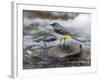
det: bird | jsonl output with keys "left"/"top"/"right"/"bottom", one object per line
{"left": 49, "top": 22, "right": 81, "bottom": 47}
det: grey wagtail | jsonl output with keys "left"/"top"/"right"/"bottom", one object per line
{"left": 49, "top": 22, "right": 81, "bottom": 47}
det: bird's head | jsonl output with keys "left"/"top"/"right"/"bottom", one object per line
{"left": 49, "top": 22, "right": 60, "bottom": 28}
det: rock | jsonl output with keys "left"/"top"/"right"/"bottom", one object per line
{"left": 81, "top": 45, "right": 90, "bottom": 60}
{"left": 23, "top": 50, "right": 40, "bottom": 65}
{"left": 33, "top": 31, "right": 57, "bottom": 42}
{"left": 43, "top": 36, "right": 57, "bottom": 42}
{"left": 47, "top": 39, "right": 81, "bottom": 58}
{"left": 23, "top": 31, "right": 57, "bottom": 48}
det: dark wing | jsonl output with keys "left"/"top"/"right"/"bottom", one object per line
{"left": 54, "top": 25, "right": 72, "bottom": 35}
{"left": 54, "top": 29, "right": 71, "bottom": 35}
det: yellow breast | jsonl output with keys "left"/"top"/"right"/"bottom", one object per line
{"left": 58, "top": 35, "right": 72, "bottom": 40}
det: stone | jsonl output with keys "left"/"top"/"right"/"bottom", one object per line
{"left": 47, "top": 39, "right": 82, "bottom": 58}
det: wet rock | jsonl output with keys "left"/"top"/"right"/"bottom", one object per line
{"left": 23, "top": 50, "right": 40, "bottom": 65}
{"left": 47, "top": 39, "right": 82, "bottom": 58}
{"left": 81, "top": 45, "right": 90, "bottom": 60}
{"left": 33, "top": 31, "right": 57, "bottom": 42}
{"left": 43, "top": 36, "right": 57, "bottom": 42}
{"left": 23, "top": 31, "right": 58, "bottom": 50}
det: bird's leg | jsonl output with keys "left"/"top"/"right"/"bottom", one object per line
{"left": 59, "top": 39, "right": 62, "bottom": 47}
{"left": 63, "top": 38, "right": 66, "bottom": 48}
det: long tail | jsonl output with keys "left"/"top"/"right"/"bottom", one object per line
{"left": 72, "top": 37, "right": 82, "bottom": 43}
